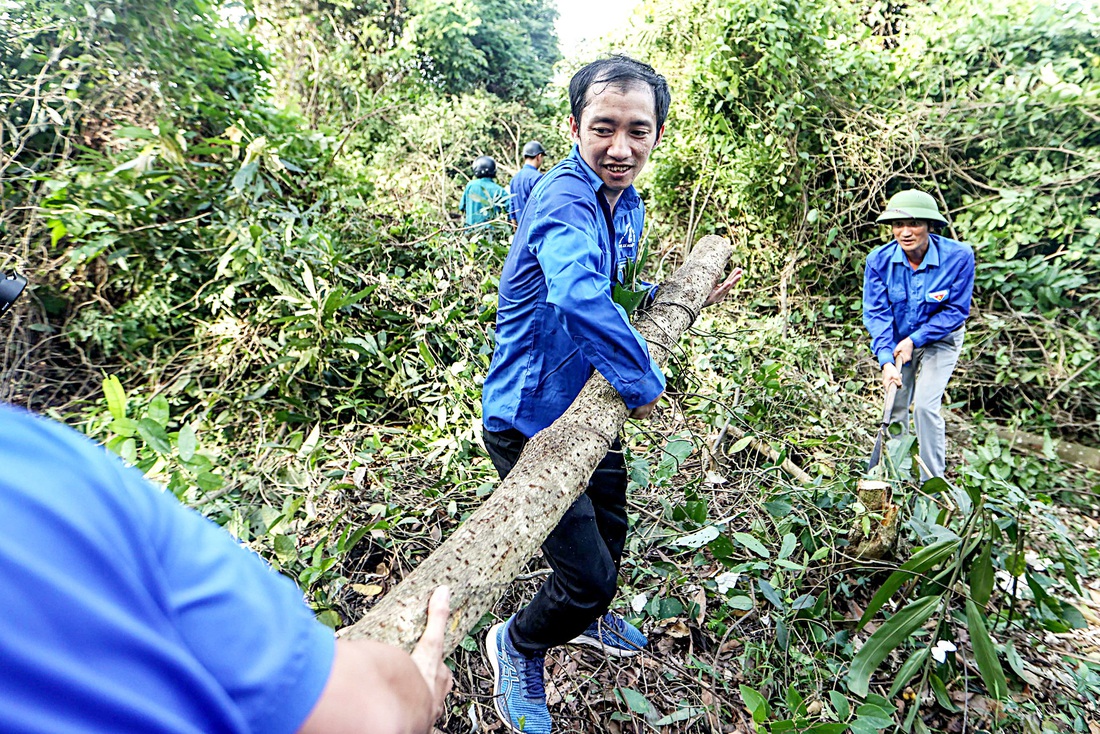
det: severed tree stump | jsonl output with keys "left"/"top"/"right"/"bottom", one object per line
{"left": 340, "top": 235, "right": 733, "bottom": 653}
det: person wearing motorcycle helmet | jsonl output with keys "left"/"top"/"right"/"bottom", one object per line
{"left": 507, "top": 141, "right": 547, "bottom": 224}
{"left": 460, "top": 155, "right": 509, "bottom": 228}
{"left": 862, "top": 188, "right": 975, "bottom": 479}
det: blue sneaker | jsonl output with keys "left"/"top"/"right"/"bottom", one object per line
{"left": 569, "top": 612, "right": 647, "bottom": 657}
{"left": 486, "top": 618, "right": 552, "bottom": 734}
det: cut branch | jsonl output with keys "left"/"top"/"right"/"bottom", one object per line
{"left": 341, "top": 235, "right": 733, "bottom": 652}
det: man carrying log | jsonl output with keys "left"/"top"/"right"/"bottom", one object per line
{"left": 862, "top": 188, "right": 975, "bottom": 479}
{"left": 480, "top": 55, "right": 741, "bottom": 734}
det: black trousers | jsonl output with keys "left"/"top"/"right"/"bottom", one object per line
{"left": 484, "top": 428, "right": 629, "bottom": 657}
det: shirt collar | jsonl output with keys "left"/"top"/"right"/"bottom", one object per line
{"left": 889, "top": 234, "right": 941, "bottom": 270}
{"left": 568, "top": 144, "right": 641, "bottom": 212}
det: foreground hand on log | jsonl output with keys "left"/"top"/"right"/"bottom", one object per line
{"left": 340, "top": 235, "right": 734, "bottom": 654}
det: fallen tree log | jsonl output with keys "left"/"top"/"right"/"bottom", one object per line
{"left": 945, "top": 410, "right": 1100, "bottom": 471}
{"left": 341, "top": 234, "right": 733, "bottom": 653}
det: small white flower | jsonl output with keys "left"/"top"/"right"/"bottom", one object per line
{"left": 716, "top": 572, "right": 742, "bottom": 594}
{"left": 931, "top": 639, "right": 957, "bottom": 664}
{"left": 631, "top": 593, "right": 648, "bottom": 613}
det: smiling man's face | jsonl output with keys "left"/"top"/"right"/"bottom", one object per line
{"left": 570, "top": 81, "right": 664, "bottom": 208}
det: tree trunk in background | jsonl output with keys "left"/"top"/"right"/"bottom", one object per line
{"left": 990, "top": 424, "right": 1100, "bottom": 472}
{"left": 341, "top": 235, "right": 733, "bottom": 653}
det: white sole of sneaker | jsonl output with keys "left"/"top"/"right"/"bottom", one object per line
{"left": 486, "top": 622, "right": 530, "bottom": 734}
{"left": 567, "top": 632, "right": 642, "bottom": 658}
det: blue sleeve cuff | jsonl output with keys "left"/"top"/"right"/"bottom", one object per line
{"left": 877, "top": 348, "right": 895, "bottom": 366}
{"left": 619, "top": 360, "right": 666, "bottom": 409}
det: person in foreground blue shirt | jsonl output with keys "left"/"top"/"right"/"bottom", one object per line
{"left": 481, "top": 56, "right": 742, "bottom": 734}
{"left": 0, "top": 402, "right": 451, "bottom": 734}
{"left": 862, "top": 188, "right": 975, "bottom": 479}
{"left": 507, "top": 140, "right": 546, "bottom": 223}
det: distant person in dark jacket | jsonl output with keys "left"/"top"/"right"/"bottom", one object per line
{"left": 460, "top": 156, "right": 508, "bottom": 228}
{"left": 507, "top": 140, "right": 546, "bottom": 224}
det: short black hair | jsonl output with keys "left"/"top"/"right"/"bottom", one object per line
{"left": 569, "top": 55, "right": 671, "bottom": 132}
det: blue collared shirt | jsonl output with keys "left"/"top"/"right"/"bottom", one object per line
{"left": 862, "top": 233, "right": 976, "bottom": 365}
{"left": 482, "top": 145, "right": 666, "bottom": 437}
{"left": 508, "top": 164, "right": 543, "bottom": 222}
{"left": 0, "top": 404, "right": 334, "bottom": 734}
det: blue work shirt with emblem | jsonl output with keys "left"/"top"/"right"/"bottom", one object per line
{"left": 482, "top": 145, "right": 666, "bottom": 437}
{"left": 862, "top": 233, "right": 976, "bottom": 366}
{"left": 508, "top": 164, "right": 543, "bottom": 222}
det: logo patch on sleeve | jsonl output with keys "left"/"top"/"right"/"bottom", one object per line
{"left": 929, "top": 289, "right": 949, "bottom": 302}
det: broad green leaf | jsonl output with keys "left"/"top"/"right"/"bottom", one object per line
{"left": 733, "top": 531, "right": 770, "bottom": 558}
{"left": 109, "top": 417, "right": 137, "bottom": 438}
{"left": 969, "top": 539, "right": 994, "bottom": 607}
{"left": 654, "top": 707, "right": 705, "bottom": 725}
{"left": 848, "top": 595, "right": 940, "bottom": 698}
{"left": 853, "top": 703, "right": 894, "bottom": 728}
{"left": 148, "top": 395, "right": 170, "bottom": 427}
{"left": 103, "top": 375, "right": 127, "bottom": 420}
{"left": 196, "top": 472, "right": 224, "bottom": 493}
{"left": 137, "top": 419, "right": 171, "bottom": 455}
{"left": 658, "top": 597, "right": 684, "bottom": 619}
{"left": 316, "top": 610, "right": 341, "bottom": 629}
{"left": 778, "top": 533, "right": 797, "bottom": 559}
{"left": 708, "top": 534, "right": 735, "bottom": 560}
{"left": 117, "top": 437, "right": 137, "bottom": 464}
{"left": 888, "top": 647, "right": 930, "bottom": 698}
{"left": 965, "top": 600, "right": 1008, "bottom": 700}
{"left": 273, "top": 534, "right": 298, "bottom": 564}
{"left": 804, "top": 725, "right": 849, "bottom": 734}
{"left": 757, "top": 579, "right": 785, "bottom": 610}
{"left": 232, "top": 159, "right": 258, "bottom": 192}
{"left": 730, "top": 436, "right": 753, "bottom": 453}
{"left": 828, "top": 690, "right": 850, "bottom": 720}
{"left": 1004, "top": 641, "right": 1026, "bottom": 680}
{"left": 785, "top": 684, "right": 805, "bottom": 716}
{"left": 726, "top": 595, "right": 753, "bottom": 611}
{"left": 763, "top": 499, "right": 792, "bottom": 518}
{"left": 739, "top": 685, "right": 769, "bottom": 723}
{"left": 859, "top": 540, "right": 959, "bottom": 628}
{"left": 177, "top": 424, "right": 197, "bottom": 462}
{"left": 614, "top": 687, "right": 651, "bottom": 714}
{"left": 929, "top": 673, "right": 959, "bottom": 712}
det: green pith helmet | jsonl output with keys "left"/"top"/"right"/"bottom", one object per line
{"left": 876, "top": 189, "right": 949, "bottom": 225}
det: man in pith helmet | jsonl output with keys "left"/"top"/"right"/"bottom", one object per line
{"left": 862, "top": 188, "right": 976, "bottom": 479}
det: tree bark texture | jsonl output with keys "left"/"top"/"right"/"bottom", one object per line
{"left": 341, "top": 235, "right": 733, "bottom": 653}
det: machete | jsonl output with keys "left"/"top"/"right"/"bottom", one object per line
{"left": 868, "top": 368, "right": 899, "bottom": 471}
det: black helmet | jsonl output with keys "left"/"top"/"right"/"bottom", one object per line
{"left": 522, "top": 140, "right": 546, "bottom": 158}
{"left": 0, "top": 272, "right": 27, "bottom": 317}
{"left": 472, "top": 155, "right": 497, "bottom": 178}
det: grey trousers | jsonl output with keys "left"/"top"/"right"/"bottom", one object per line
{"left": 888, "top": 327, "right": 965, "bottom": 480}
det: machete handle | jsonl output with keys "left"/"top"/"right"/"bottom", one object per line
{"left": 881, "top": 382, "right": 898, "bottom": 424}
{"left": 880, "top": 360, "right": 899, "bottom": 424}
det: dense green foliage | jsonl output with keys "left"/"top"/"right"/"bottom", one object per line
{"left": 2, "top": 0, "right": 1098, "bottom": 731}
{"left": 642, "top": 0, "right": 1100, "bottom": 441}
